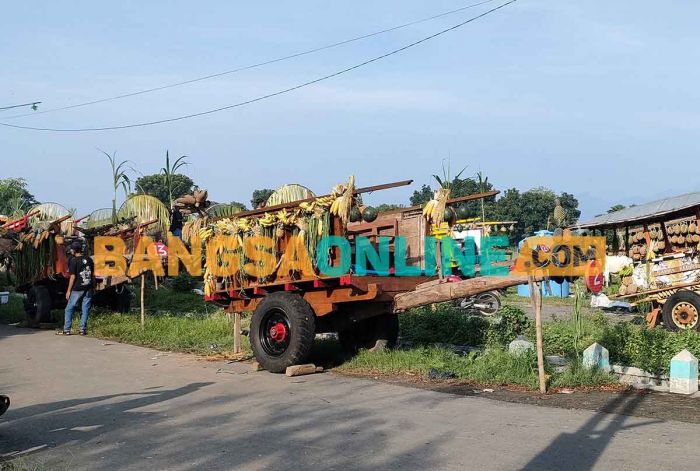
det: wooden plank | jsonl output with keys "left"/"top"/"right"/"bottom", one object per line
{"left": 613, "top": 279, "right": 700, "bottom": 299}
{"left": 285, "top": 364, "right": 323, "bottom": 376}
{"left": 392, "top": 275, "right": 531, "bottom": 312}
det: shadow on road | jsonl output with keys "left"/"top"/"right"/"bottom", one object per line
{"left": 0, "top": 379, "right": 450, "bottom": 470}
{"left": 522, "top": 390, "right": 663, "bottom": 470}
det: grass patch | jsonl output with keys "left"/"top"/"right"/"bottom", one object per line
{"left": 84, "top": 312, "right": 249, "bottom": 356}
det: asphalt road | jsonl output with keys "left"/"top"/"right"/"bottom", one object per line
{"left": 1, "top": 325, "right": 697, "bottom": 471}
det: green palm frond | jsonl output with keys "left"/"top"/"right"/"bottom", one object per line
{"left": 118, "top": 194, "right": 170, "bottom": 236}
{"left": 84, "top": 208, "right": 114, "bottom": 229}
{"left": 207, "top": 203, "right": 245, "bottom": 219}
{"left": 266, "top": 184, "right": 315, "bottom": 206}
{"left": 28, "top": 202, "right": 74, "bottom": 233}
{"left": 161, "top": 150, "right": 189, "bottom": 207}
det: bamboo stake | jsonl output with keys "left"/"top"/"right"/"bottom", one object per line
{"left": 140, "top": 274, "right": 145, "bottom": 329}
{"left": 233, "top": 312, "right": 242, "bottom": 354}
{"left": 529, "top": 276, "right": 546, "bottom": 393}
{"left": 154, "top": 272, "right": 159, "bottom": 290}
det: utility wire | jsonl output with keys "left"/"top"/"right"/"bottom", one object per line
{"left": 2, "top": 0, "right": 496, "bottom": 120}
{"left": 0, "top": 101, "right": 41, "bottom": 111}
{"left": 0, "top": 0, "right": 517, "bottom": 132}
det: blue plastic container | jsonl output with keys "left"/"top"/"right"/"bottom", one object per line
{"left": 515, "top": 231, "right": 570, "bottom": 298}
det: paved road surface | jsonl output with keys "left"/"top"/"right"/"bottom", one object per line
{"left": 0, "top": 325, "right": 697, "bottom": 470}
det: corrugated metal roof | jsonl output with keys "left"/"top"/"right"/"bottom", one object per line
{"left": 577, "top": 191, "right": 700, "bottom": 228}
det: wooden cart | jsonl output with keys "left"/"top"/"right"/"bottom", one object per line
{"left": 204, "top": 180, "right": 527, "bottom": 372}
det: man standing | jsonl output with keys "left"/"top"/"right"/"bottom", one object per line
{"left": 57, "top": 240, "right": 94, "bottom": 335}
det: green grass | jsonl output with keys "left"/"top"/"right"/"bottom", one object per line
{"left": 85, "top": 312, "right": 250, "bottom": 356}
{"left": 337, "top": 346, "right": 616, "bottom": 390}
{"left": 0, "top": 293, "right": 26, "bottom": 324}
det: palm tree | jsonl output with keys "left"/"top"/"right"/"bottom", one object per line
{"left": 161, "top": 151, "right": 188, "bottom": 208}
{"left": 101, "top": 150, "right": 133, "bottom": 223}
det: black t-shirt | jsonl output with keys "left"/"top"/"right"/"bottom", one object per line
{"left": 69, "top": 256, "right": 94, "bottom": 291}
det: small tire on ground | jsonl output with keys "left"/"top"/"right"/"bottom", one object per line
{"left": 250, "top": 292, "right": 316, "bottom": 373}
{"left": 662, "top": 290, "right": 700, "bottom": 331}
{"left": 338, "top": 313, "right": 399, "bottom": 354}
{"left": 25, "top": 285, "right": 52, "bottom": 327}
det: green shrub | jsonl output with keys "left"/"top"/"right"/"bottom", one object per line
{"left": 399, "top": 303, "right": 491, "bottom": 346}
{"left": 486, "top": 305, "right": 532, "bottom": 346}
{"left": 170, "top": 273, "right": 199, "bottom": 293}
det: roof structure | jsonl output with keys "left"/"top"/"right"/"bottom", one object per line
{"left": 577, "top": 191, "right": 700, "bottom": 229}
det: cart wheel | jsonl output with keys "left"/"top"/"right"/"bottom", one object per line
{"left": 25, "top": 285, "right": 52, "bottom": 327}
{"left": 0, "top": 395, "right": 9, "bottom": 417}
{"left": 250, "top": 292, "right": 316, "bottom": 373}
{"left": 662, "top": 291, "right": 700, "bottom": 331}
{"left": 338, "top": 313, "right": 399, "bottom": 354}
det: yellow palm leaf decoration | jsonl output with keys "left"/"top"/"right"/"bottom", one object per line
{"left": 266, "top": 184, "right": 315, "bottom": 206}
{"left": 118, "top": 194, "right": 170, "bottom": 235}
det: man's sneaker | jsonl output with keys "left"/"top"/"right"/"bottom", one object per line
{"left": 56, "top": 330, "right": 71, "bottom": 335}
{"left": 79, "top": 330, "right": 87, "bottom": 336}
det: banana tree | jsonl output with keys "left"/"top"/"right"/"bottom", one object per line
{"left": 101, "top": 150, "right": 133, "bottom": 223}
{"left": 161, "top": 151, "right": 188, "bottom": 208}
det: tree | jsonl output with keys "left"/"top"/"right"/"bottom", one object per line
{"left": 409, "top": 184, "right": 433, "bottom": 206}
{"left": 376, "top": 203, "right": 405, "bottom": 213}
{"left": 251, "top": 189, "right": 274, "bottom": 208}
{"left": 491, "top": 187, "right": 581, "bottom": 241}
{"left": 160, "top": 151, "right": 189, "bottom": 208}
{"left": 0, "top": 178, "right": 37, "bottom": 217}
{"left": 101, "top": 150, "right": 132, "bottom": 223}
{"left": 607, "top": 204, "right": 626, "bottom": 213}
{"left": 136, "top": 174, "right": 194, "bottom": 206}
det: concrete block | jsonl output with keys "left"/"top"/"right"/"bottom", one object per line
{"left": 670, "top": 350, "right": 699, "bottom": 395}
{"left": 508, "top": 336, "right": 533, "bottom": 356}
{"left": 582, "top": 342, "right": 611, "bottom": 373}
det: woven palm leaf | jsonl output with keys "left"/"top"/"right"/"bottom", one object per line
{"left": 208, "top": 203, "right": 246, "bottom": 219}
{"left": 118, "top": 194, "right": 170, "bottom": 235}
{"left": 266, "top": 184, "right": 315, "bottom": 206}
{"left": 28, "top": 202, "right": 74, "bottom": 234}
{"left": 84, "top": 208, "right": 114, "bottom": 229}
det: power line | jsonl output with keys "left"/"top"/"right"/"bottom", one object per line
{"left": 0, "top": 101, "right": 41, "bottom": 112}
{"left": 0, "top": 0, "right": 518, "bottom": 133}
{"left": 2, "top": 0, "right": 496, "bottom": 120}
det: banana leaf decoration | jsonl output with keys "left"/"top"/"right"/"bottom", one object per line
{"left": 84, "top": 208, "right": 113, "bottom": 229}
{"left": 118, "top": 194, "right": 170, "bottom": 236}
{"left": 207, "top": 203, "right": 246, "bottom": 219}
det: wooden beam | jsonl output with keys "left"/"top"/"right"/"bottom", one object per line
{"left": 223, "top": 179, "right": 414, "bottom": 219}
{"left": 392, "top": 275, "right": 531, "bottom": 312}
{"left": 379, "top": 191, "right": 501, "bottom": 216}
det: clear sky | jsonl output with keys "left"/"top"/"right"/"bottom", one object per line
{"left": 2, "top": 0, "right": 698, "bottom": 221}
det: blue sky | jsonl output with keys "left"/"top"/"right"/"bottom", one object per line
{"left": 2, "top": 0, "right": 698, "bottom": 221}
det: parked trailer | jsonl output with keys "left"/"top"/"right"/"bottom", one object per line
{"left": 3, "top": 212, "right": 151, "bottom": 327}
{"left": 204, "top": 180, "right": 527, "bottom": 372}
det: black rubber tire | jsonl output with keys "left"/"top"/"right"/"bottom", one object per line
{"left": 338, "top": 313, "right": 399, "bottom": 354}
{"left": 250, "top": 292, "right": 316, "bottom": 373}
{"left": 0, "top": 395, "right": 9, "bottom": 417}
{"left": 662, "top": 290, "right": 700, "bottom": 331}
{"left": 25, "top": 285, "right": 52, "bottom": 327}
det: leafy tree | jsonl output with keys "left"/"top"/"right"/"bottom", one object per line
{"left": 229, "top": 201, "right": 247, "bottom": 212}
{"left": 0, "top": 178, "right": 37, "bottom": 217}
{"left": 251, "top": 188, "right": 274, "bottom": 208}
{"left": 409, "top": 184, "right": 433, "bottom": 206}
{"left": 376, "top": 203, "right": 405, "bottom": 213}
{"left": 608, "top": 204, "right": 626, "bottom": 213}
{"left": 136, "top": 174, "right": 194, "bottom": 206}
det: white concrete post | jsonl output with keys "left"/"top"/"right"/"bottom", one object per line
{"left": 669, "top": 349, "right": 698, "bottom": 395}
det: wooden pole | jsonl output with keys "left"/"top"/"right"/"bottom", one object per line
{"left": 529, "top": 276, "right": 546, "bottom": 393}
{"left": 233, "top": 312, "right": 241, "bottom": 354}
{"left": 140, "top": 274, "right": 145, "bottom": 329}
{"left": 153, "top": 272, "right": 159, "bottom": 290}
